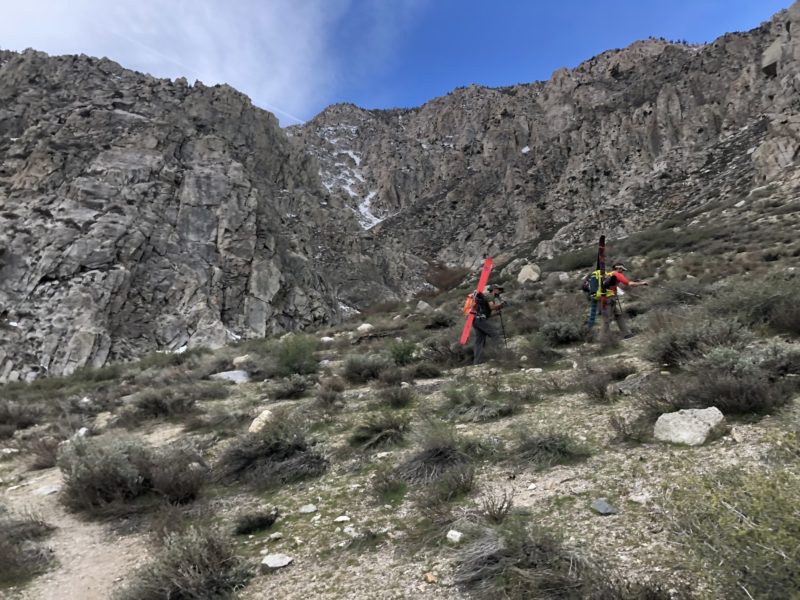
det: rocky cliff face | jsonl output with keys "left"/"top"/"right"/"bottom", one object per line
{"left": 293, "top": 3, "right": 800, "bottom": 266}
{"left": 2, "top": 4, "right": 799, "bottom": 380}
{"left": 0, "top": 51, "right": 412, "bottom": 381}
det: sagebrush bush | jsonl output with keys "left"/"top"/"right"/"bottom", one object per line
{"left": 115, "top": 527, "right": 251, "bottom": 600}
{"left": 408, "top": 362, "right": 442, "bottom": 379}
{"left": 343, "top": 354, "right": 391, "bottom": 384}
{"left": 26, "top": 435, "right": 61, "bottom": 470}
{"left": 668, "top": 467, "right": 800, "bottom": 599}
{"left": 58, "top": 436, "right": 207, "bottom": 515}
{"left": 416, "top": 463, "right": 477, "bottom": 509}
{"left": 233, "top": 509, "right": 278, "bottom": 535}
{"left": 349, "top": 412, "right": 409, "bottom": 451}
{"left": 707, "top": 275, "right": 800, "bottom": 336}
{"left": 420, "top": 334, "right": 472, "bottom": 368}
{"left": 270, "top": 374, "right": 308, "bottom": 399}
{"left": 0, "top": 506, "right": 55, "bottom": 585}
{"left": 519, "top": 334, "right": 562, "bottom": 367}
{"left": 539, "top": 320, "right": 587, "bottom": 346}
{"left": 215, "top": 418, "right": 327, "bottom": 489}
{"left": 0, "top": 399, "right": 41, "bottom": 439}
{"left": 644, "top": 312, "right": 750, "bottom": 367}
{"left": 379, "top": 385, "right": 416, "bottom": 409}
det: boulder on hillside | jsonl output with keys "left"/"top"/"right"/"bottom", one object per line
{"left": 517, "top": 264, "right": 541, "bottom": 284}
{"left": 248, "top": 408, "right": 274, "bottom": 433}
{"left": 654, "top": 407, "right": 727, "bottom": 446}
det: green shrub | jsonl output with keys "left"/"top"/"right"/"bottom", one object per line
{"left": 115, "top": 527, "right": 251, "bottom": 600}
{"left": 270, "top": 375, "right": 309, "bottom": 399}
{"left": 388, "top": 340, "right": 417, "bottom": 366}
{"left": 0, "top": 506, "right": 55, "bottom": 585}
{"left": 215, "top": 418, "right": 327, "bottom": 489}
{"left": 668, "top": 467, "right": 800, "bottom": 599}
{"left": 349, "top": 412, "right": 410, "bottom": 451}
{"left": 276, "top": 334, "right": 319, "bottom": 375}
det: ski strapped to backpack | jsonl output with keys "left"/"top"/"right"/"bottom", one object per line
{"left": 585, "top": 235, "right": 607, "bottom": 329}
{"left": 459, "top": 256, "right": 493, "bottom": 345}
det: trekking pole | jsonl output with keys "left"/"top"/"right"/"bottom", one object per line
{"left": 650, "top": 284, "right": 702, "bottom": 299}
{"left": 499, "top": 311, "right": 508, "bottom": 349}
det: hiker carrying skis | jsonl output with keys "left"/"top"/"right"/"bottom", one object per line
{"left": 601, "top": 262, "right": 648, "bottom": 338}
{"left": 472, "top": 283, "right": 505, "bottom": 365}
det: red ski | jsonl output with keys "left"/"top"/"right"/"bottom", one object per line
{"left": 459, "top": 257, "right": 493, "bottom": 345}
{"left": 597, "top": 235, "right": 607, "bottom": 316}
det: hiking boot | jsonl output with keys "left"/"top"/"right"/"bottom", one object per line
{"left": 623, "top": 332, "right": 636, "bottom": 339}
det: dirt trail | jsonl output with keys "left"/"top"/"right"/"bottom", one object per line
{"left": 1, "top": 466, "right": 147, "bottom": 600}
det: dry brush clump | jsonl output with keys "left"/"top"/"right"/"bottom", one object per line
{"left": 115, "top": 526, "right": 251, "bottom": 600}
{"left": 443, "top": 384, "right": 521, "bottom": 422}
{"left": 510, "top": 427, "right": 591, "bottom": 471}
{"left": 349, "top": 412, "right": 410, "bottom": 451}
{"left": 393, "top": 422, "right": 472, "bottom": 484}
{"left": 455, "top": 520, "right": 674, "bottom": 600}
{"left": 0, "top": 506, "right": 55, "bottom": 586}
{"left": 215, "top": 417, "right": 327, "bottom": 489}
{"left": 233, "top": 508, "right": 279, "bottom": 536}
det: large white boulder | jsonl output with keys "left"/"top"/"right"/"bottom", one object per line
{"left": 654, "top": 407, "right": 727, "bottom": 446}
{"left": 517, "top": 264, "right": 541, "bottom": 284}
{"left": 248, "top": 409, "right": 274, "bottom": 433}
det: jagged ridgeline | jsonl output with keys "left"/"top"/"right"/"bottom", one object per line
{"left": 2, "top": 2, "right": 800, "bottom": 379}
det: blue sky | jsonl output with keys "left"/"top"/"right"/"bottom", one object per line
{"left": 0, "top": 0, "right": 792, "bottom": 125}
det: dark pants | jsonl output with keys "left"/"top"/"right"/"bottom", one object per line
{"left": 472, "top": 317, "right": 498, "bottom": 365}
{"left": 601, "top": 297, "right": 629, "bottom": 337}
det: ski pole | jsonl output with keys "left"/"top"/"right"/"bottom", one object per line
{"left": 499, "top": 311, "right": 508, "bottom": 349}
{"left": 650, "top": 284, "right": 702, "bottom": 299}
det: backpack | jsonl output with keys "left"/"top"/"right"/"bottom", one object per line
{"left": 581, "top": 270, "right": 602, "bottom": 297}
{"left": 462, "top": 292, "right": 476, "bottom": 315}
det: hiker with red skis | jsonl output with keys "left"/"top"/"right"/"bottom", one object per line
{"left": 471, "top": 283, "right": 506, "bottom": 365}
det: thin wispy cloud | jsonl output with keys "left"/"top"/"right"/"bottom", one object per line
{"left": 0, "top": 0, "right": 426, "bottom": 124}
